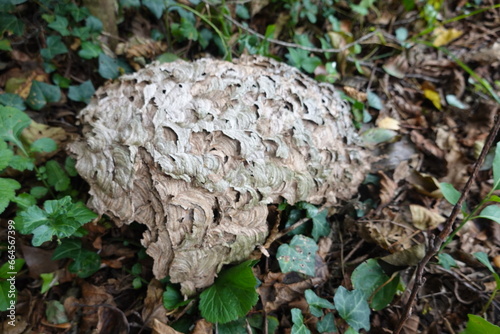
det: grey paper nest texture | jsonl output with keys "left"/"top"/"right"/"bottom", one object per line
{"left": 69, "top": 56, "right": 369, "bottom": 295}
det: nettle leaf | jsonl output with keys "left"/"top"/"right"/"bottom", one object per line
{"left": 291, "top": 308, "right": 311, "bottom": 334}
{"left": 26, "top": 81, "right": 61, "bottom": 110}
{"left": 477, "top": 205, "right": 500, "bottom": 224}
{"left": 0, "top": 106, "right": 31, "bottom": 148}
{"left": 78, "top": 41, "right": 102, "bottom": 59}
{"left": 40, "top": 35, "right": 68, "bottom": 60}
{"left": 351, "top": 259, "right": 399, "bottom": 310}
{"left": 277, "top": 234, "right": 318, "bottom": 276}
{"left": 305, "top": 289, "right": 335, "bottom": 317}
{"left": 18, "top": 196, "right": 97, "bottom": 246}
{"left": 30, "top": 137, "right": 57, "bottom": 153}
{"left": 98, "top": 53, "right": 120, "bottom": 79}
{"left": 0, "top": 93, "right": 25, "bottom": 110}
{"left": 317, "top": 312, "right": 337, "bottom": 333}
{"left": 143, "top": 0, "right": 166, "bottom": 19}
{"left": 0, "top": 140, "right": 14, "bottom": 170}
{"left": 47, "top": 15, "right": 69, "bottom": 36}
{"left": 0, "top": 13, "right": 24, "bottom": 36}
{"left": 0, "top": 177, "right": 21, "bottom": 214}
{"left": 68, "top": 80, "right": 95, "bottom": 104}
{"left": 199, "top": 260, "right": 259, "bottom": 324}
{"left": 44, "top": 160, "right": 70, "bottom": 191}
{"left": 334, "top": 286, "right": 371, "bottom": 332}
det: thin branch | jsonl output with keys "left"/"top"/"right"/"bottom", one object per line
{"left": 394, "top": 111, "right": 500, "bottom": 334}
{"left": 223, "top": 13, "right": 379, "bottom": 53}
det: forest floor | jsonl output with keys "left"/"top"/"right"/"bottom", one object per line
{"left": 0, "top": 1, "right": 499, "bottom": 333}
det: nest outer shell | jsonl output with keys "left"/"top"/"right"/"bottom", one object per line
{"left": 69, "top": 55, "right": 370, "bottom": 296}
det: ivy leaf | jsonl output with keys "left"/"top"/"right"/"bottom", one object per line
{"left": 44, "top": 160, "right": 70, "bottom": 191}
{"left": 98, "top": 53, "right": 120, "bottom": 79}
{"left": 351, "top": 259, "right": 399, "bottom": 310}
{"left": 0, "top": 106, "right": 31, "bottom": 148}
{"left": 291, "top": 308, "right": 311, "bottom": 334}
{"left": 85, "top": 15, "right": 103, "bottom": 34}
{"left": 334, "top": 286, "right": 371, "bottom": 332}
{"left": 120, "top": 0, "right": 141, "bottom": 8}
{"left": 30, "top": 137, "right": 57, "bottom": 153}
{"left": 40, "top": 35, "right": 68, "bottom": 60}
{"left": 0, "top": 177, "right": 21, "bottom": 214}
{"left": 163, "top": 285, "right": 192, "bottom": 310}
{"left": 277, "top": 234, "right": 318, "bottom": 276}
{"left": 304, "top": 289, "right": 335, "bottom": 317}
{"left": 143, "top": 0, "right": 166, "bottom": 19}
{"left": 26, "top": 81, "right": 61, "bottom": 110}
{"left": 71, "top": 26, "right": 91, "bottom": 40}
{"left": 0, "top": 93, "right": 25, "bottom": 110}
{"left": 68, "top": 4, "right": 90, "bottom": 22}
{"left": 367, "top": 90, "right": 383, "bottom": 110}
{"left": 68, "top": 80, "right": 95, "bottom": 104}
{"left": 199, "top": 260, "right": 259, "bottom": 324}
{"left": 317, "top": 312, "right": 337, "bottom": 333}
{"left": 47, "top": 15, "right": 69, "bottom": 36}
{"left": 0, "top": 13, "right": 24, "bottom": 36}
{"left": 78, "top": 41, "right": 102, "bottom": 59}
{"left": 0, "top": 140, "right": 14, "bottom": 170}
{"left": 52, "top": 73, "right": 71, "bottom": 88}
{"left": 476, "top": 205, "right": 500, "bottom": 224}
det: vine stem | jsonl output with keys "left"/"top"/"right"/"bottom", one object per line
{"left": 394, "top": 110, "right": 500, "bottom": 334}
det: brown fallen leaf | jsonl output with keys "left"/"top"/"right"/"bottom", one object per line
{"left": 380, "top": 243, "right": 426, "bottom": 267}
{"left": 96, "top": 305, "right": 129, "bottom": 334}
{"left": 410, "top": 130, "right": 445, "bottom": 160}
{"left": 191, "top": 319, "right": 212, "bottom": 334}
{"left": 408, "top": 170, "right": 443, "bottom": 198}
{"left": 142, "top": 279, "right": 168, "bottom": 327}
{"left": 152, "top": 319, "right": 184, "bottom": 334}
{"left": 379, "top": 171, "right": 397, "bottom": 206}
{"left": 410, "top": 204, "right": 446, "bottom": 230}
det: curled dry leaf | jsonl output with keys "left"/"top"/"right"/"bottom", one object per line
{"left": 378, "top": 171, "right": 397, "bottom": 205}
{"left": 410, "top": 204, "right": 446, "bottom": 230}
{"left": 69, "top": 56, "right": 370, "bottom": 296}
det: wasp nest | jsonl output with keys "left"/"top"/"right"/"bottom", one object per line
{"left": 69, "top": 56, "right": 370, "bottom": 295}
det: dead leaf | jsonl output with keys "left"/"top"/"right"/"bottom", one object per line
{"left": 408, "top": 171, "right": 443, "bottom": 198}
{"left": 142, "top": 279, "right": 168, "bottom": 327}
{"left": 410, "top": 204, "right": 446, "bottom": 230}
{"left": 96, "top": 306, "right": 129, "bottom": 334}
{"left": 20, "top": 243, "right": 59, "bottom": 278}
{"left": 152, "top": 319, "right": 184, "bottom": 334}
{"left": 433, "top": 27, "right": 463, "bottom": 47}
{"left": 379, "top": 171, "right": 397, "bottom": 205}
{"left": 1, "top": 316, "right": 28, "bottom": 334}
{"left": 191, "top": 319, "right": 212, "bottom": 334}
{"left": 377, "top": 117, "right": 400, "bottom": 131}
{"left": 343, "top": 86, "right": 367, "bottom": 102}
{"left": 423, "top": 88, "right": 442, "bottom": 110}
{"left": 359, "top": 210, "right": 415, "bottom": 251}
{"left": 380, "top": 243, "right": 426, "bottom": 267}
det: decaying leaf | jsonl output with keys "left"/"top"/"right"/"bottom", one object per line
{"left": 69, "top": 56, "right": 370, "bottom": 295}
{"left": 379, "top": 243, "right": 426, "bottom": 267}
{"left": 410, "top": 204, "right": 446, "bottom": 230}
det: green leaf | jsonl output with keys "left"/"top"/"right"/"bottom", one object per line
{"left": 12, "top": 193, "right": 37, "bottom": 210}
{"left": 0, "top": 177, "right": 21, "bottom": 214}
{"left": 64, "top": 156, "right": 78, "bottom": 177}
{"left": 26, "top": 81, "right": 61, "bottom": 110}
{"left": 199, "top": 260, "right": 259, "bottom": 324}
{"left": 440, "top": 182, "right": 461, "bottom": 205}
{"left": 493, "top": 142, "right": 500, "bottom": 190}
{"left": 367, "top": 91, "right": 383, "bottom": 110}
{"left": 47, "top": 15, "right": 69, "bottom": 36}
{"left": 473, "top": 252, "right": 495, "bottom": 273}
{"left": 0, "top": 259, "right": 25, "bottom": 279}
{"left": 446, "top": 94, "right": 468, "bottom": 109}
{"left": 361, "top": 128, "right": 397, "bottom": 146}
{"left": 9, "top": 155, "right": 34, "bottom": 171}
{"left": 247, "top": 313, "right": 279, "bottom": 333}
{"left": 69, "top": 5, "right": 90, "bottom": 22}
{"left": 68, "top": 80, "right": 95, "bottom": 104}
{"left": 317, "top": 313, "right": 337, "bottom": 333}
{"left": 304, "top": 289, "right": 335, "bottom": 317}
{"left": 334, "top": 286, "right": 371, "bottom": 332}
{"left": 277, "top": 235, "right": 318, "bottom": 276}
{"left": 0, "top": 39, "right": 12, "bottom": 51}
{"left": 0, "top": 106, "right": 31, "bottom": 148}
{"left": 71, "top": 26, "right": 91, "bottom": 40}
{"left": 30, "top": 137, "right": 57, "bottom": 153}
{"left": 460, "top": 314, "right": 500, "bottom": 334}
{"left": 163, "top": 284, "right": 191, "bottom": 310}
{"left": 476, "top": 205, "right": 500, "bottom": 224}
{"left": 30, "top": 186, "right": 48, "bottom": 199}
{"left": 311, "top": 210, "right": 329, "bottom": 241}
{"left": 40, "top": 35, "right": 68, "bottom": 60}
{"left": 85, "top": 15, "right": 103, "bottom": 34}
{"left": 291, "top": 308, "right": 311, "bottom": 334}
{"left": 46, "top": 300, "right": 68, "bottom": 324}
{"left": 0, "top": 280, "right": 16, "bottom": 311}
{"left": 0, "top": 140, "right": 14, "bottom": 170}
{"left": 0, "top": 13, "right": 24, "bottom": 36}
{"left": 143, "top": 0, "right": 165, "bottom": 19}
{"left": 78, "top": 41, "right": 102, "bottom": 59}
{"left": 52, "top": 73, "right": 71, "bottom": 88}
{"left": 0, "top": 93, "right": 25, "bottom": 110}
{"left": 235, "top": 4, "right": 250, "bottom": 19}
{"left": 44, "top": 160, "right": 70, "bottom": 191}
{"left": 120, "top": 0, "right": 141, "bottom": 8}
{"left": 351, "top": 259, "right": 399, "bottom": 310}
{"left": 438, "top": 253, "right": 457, "bottom": 270}
{"left": 98, "top": 53, "right": 120, "bottom": 79}
{"left": 52, "top": 238, "right": 101, "bottom": 278}
{"left": 40, "top": 272, "right": 57, "bottom": 294}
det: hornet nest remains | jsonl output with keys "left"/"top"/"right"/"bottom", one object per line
{"left": 69, "top": 55, "right": 370, "bottom": 295}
